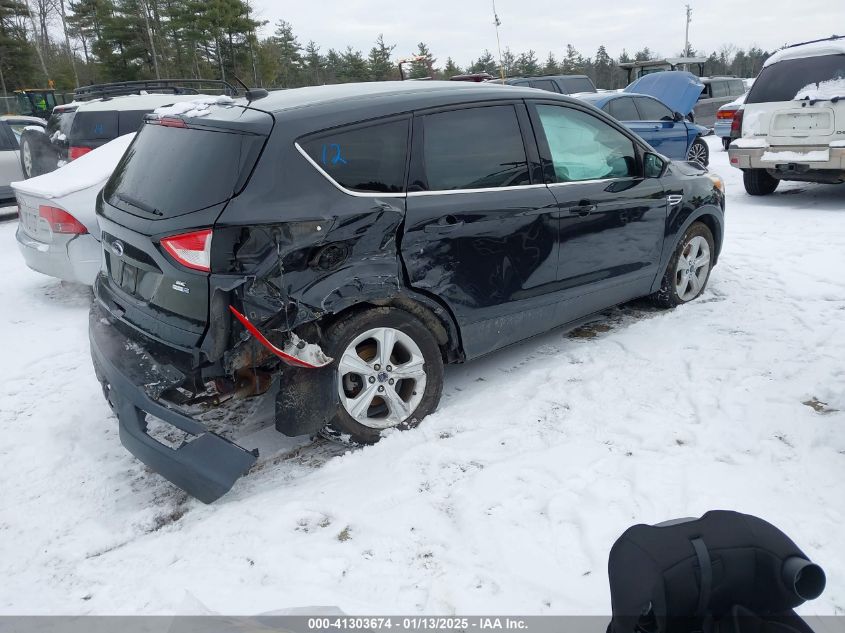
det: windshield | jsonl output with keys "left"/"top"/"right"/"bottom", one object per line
{"left": 747, "top": 53, "right": 845, "bottom": 103}
{"left": 104, "top": 122, "right": 265, "bottom": 219}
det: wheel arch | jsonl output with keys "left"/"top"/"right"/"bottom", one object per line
{"left": 650, "top": 205, "right": 724, "bottom": 294}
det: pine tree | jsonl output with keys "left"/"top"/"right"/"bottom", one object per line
{"left": 442, "top": 57, "right": 461, "bottom": 78}
{"left": 542, "top": 52, "right": 558, "bottom": 75}
{"left": 469, "top": 49, "right": 497, "bottom": 76}
{"left": 367, "top": 34, "right": 394, "bottom": 81}
{"left": 562, "top": 44, "right": 582, "bottom": 74}
{"left": 303, "top": 39, "right": 322, "bottom": 84}
{"left": 515, "top": 49, "right": 539, "bottom": 76}
{"left": 272, "top": 20, "right": 301, "bottom": 87}
{"left": 410, "top": 41, "right": 434, "bottom": 79}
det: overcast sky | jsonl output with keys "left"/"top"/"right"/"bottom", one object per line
{"left": 249, "top": 0, "right": 843, "bottom": 68}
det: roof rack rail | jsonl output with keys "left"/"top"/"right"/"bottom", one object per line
{"left": 74, "top": 79, "right": 240, "bottom": 101}
{"left": 785, "top": 34, "right": 844, "bottom": 49}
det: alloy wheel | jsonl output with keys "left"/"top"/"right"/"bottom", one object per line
{"left": 337, "top": 327, "right": 427, "bottom": 429}
{"left": 674, "top": 235, "right": 711, "bottom": 301}
{"left": 687, "top": 141, "right": 707, "bottom": 166}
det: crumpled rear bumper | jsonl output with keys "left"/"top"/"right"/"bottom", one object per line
{"left": 89, "top": 302, "right": 258, "bottom": 503}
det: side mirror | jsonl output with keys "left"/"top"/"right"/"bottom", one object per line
{"left": 643, "top": 152, "right": 667, "bottom": 179}
{"left": 673, "top": 111, "right": 684, "bottom": 122}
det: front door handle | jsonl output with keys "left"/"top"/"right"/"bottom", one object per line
{"left": 424, "top": 215, "right": 464, "bottom": 233}
{"left": 570, "top": 203, "right": 597, "bottom": 217}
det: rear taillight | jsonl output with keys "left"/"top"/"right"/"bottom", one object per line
{"left": 39, "top": 205, "right": 88, "bottom": 234}
{"left": 717, "top": 109, "right": 737, "bottom": 120}
{"left": 68, "top": 146, "right": 92, "bottom": 161}
{"left": 730, "top": 109, "right": 744, "bottom": 138}
{"left": 160, "top": 229, "right": 212, "bottom": 272}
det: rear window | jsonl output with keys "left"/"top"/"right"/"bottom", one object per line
{"left": 70, "top": 111, "right": 118, "bottom": 144}
{"left": 104, "top": 123, "right": 265, "bottom": 218}
{"left": 747, "top": 54, "right": 845, "bottom": 103}
{"left": 300, "top": 119, "right": 409, "bottom": 193}
{"left": 529, "top": 80, "right": 559, "bottom": 93}
{"left": 46, "top": 109, "right": 76, "bottom": 139}
{"left": 118, "top": 110, "right": 150, "bottom": 135}
{"left": 558, "top": 77, "right": 595, "bottom": 94}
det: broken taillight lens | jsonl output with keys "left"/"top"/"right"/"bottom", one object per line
{"left": 38, "top": 205, "right": 88, "bottom": 234}
{"left": 68, "top": 146, "right": 92, "bottom": 161}
{"left": 160, "top": 229, "right": 212, "bottom": 272}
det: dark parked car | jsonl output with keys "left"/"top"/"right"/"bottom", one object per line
{"left": 89, "top": 81, "right": 726, "bottom": 502}
{"left": 494, "top": 74, "right": 597, "bottom": 94}
{"left": 576, "top": 92, "right": 711, "bottom": 166}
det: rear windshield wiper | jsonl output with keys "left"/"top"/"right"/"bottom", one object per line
{"left": 114, "top": 193, "right": 163, "bottom": 216}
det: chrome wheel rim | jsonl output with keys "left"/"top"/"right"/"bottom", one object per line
{"left": 675, "top": 236, "right": 711, "bottom": 301}
{"left": 22, "top": 142, "right": 32, "bottom": 176}
{"left": 688, "top": 141, "right": 707, "bottom": 165}
{"left": 337, "top": 327, "right": 427, "bottom": 429}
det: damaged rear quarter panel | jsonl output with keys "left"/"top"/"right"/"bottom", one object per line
{"left": 212, "top": 122, "right": 409, "bottom": 333}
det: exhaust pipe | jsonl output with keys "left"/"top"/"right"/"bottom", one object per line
{"left": 782, "top": 557, "right": 826, "bottom": 601}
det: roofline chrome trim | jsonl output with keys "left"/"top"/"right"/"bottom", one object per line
{"left": 406, "top": 183, "right": 548, "bottom": 197}
{"left": 294, "top": 142, "right": 406, "bottom": 198}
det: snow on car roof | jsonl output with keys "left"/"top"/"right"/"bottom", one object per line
{"left": 11, "top": 133, "right": 135, "bottom": 199}
{"left": 76, "top": 93, "right": 224, "bottom": 112}
{"left": 764, "top": 38, "right": 845, "bottom": 67}
{"left": 153, "top": 95, "right": 236, "bottom": 117}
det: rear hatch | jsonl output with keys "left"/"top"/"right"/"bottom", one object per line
{"left": 95, "top": 103, "right": 273, "bottom": 352}
{"left": 744, "top": 53, "right": 845, "bottom": 147}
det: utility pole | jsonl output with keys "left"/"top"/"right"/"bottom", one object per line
{"left": 493, "top": 0, "right": 505, "bottom": 82}
{"left": 684, "top": 4, "right": 692, "bottom": 57}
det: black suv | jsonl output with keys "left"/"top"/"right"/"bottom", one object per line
{"left": 89, "top": 81, "right": 726, "bottom": 502}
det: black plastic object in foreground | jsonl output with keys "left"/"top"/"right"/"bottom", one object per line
{"left": 607, "top": 510, "right": 826, "bottom": 633}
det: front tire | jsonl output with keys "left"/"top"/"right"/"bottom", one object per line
{"left": 652, "top": 222, "right": 715, "bottom": 309}
{"left": 743, "top": 168, "right": 779, "bottom": 195}
{"left": 322, "top": 307, "right": 444, "bottom": 445}
{"left": 687, "top": 137, "right": 709, "bottom": 166}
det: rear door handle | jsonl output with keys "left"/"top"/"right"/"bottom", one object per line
{"left": 569, "top": 204, "right": 597, "bottom": 217}
{"left": 424, "top": 215, "right": 464, "bottom": 233}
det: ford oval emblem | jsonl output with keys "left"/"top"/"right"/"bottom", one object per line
{"left": 111, "top": 240, "right": 125, "bottom": 257}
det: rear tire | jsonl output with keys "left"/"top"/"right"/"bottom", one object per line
{"left": 651, "top": 222, "right": 715, "bottom": 309}
{"left": 322, "top": 307, "right": 444, "bottom": 445}
{"left": 687, "top": 137, "right": 709, "bottom": 166}
{"left": 743, "top": 169, "right": 779, "bottom": 195}
{"left": 18, "top": 130, "right": 53, "bottom": 179}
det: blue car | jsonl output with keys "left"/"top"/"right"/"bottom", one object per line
{"left": 577, "top": 74, "right": 711, "bottom": 166}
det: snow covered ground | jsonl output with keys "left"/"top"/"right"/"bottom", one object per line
{"left": 0, "top": 136, "right": 843, "bottom": 615}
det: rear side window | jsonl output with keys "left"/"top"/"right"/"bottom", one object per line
{"left": 607, "top": 97, "right": 640, "bottom": 121}
{"left": 70, "top": 111, "right": 118, "bottom": 143}
{"left": 301, "top": 119, "right": 409, "bottom": 193}
{"left": 535, "top": 104, "right": 637, "bottom": 182}
{"left": 747, "top": 54, "right": 845, "bottom": 103}
{"left": 529, "top": 80, "right": 559, "bottom": 93}
{"left": 46, "top": 109, "right": 75, "bottom": 139}
{"left": 418, "top": 105, "right": 529, "bottom": 191}
{"left": 710, "top": 81, "right": 729, "bottom": 98}
{"left": 634, "top": 97, "right": 674, "bottom": 121}
{"left": 104, "top": 123, "right": 266, "bottom": 218}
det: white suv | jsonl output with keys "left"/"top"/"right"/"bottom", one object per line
{"left": 728, "top": 36, "right": 845, "bottom": 195}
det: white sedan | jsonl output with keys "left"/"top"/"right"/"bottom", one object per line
{"left": 13, "top": 133, "right": 134, "bottom": 285}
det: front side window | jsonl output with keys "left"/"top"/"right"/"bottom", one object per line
{"left": 301, "top": 118, "right": 409, "bottom": 193}
{"left": 419, "top": 105, "right": 529, "bottom": 191}
{"left": 634, "top": 97, "right": 674, "bottom": 121}
{"left": 535, "top": 104, "right": 637, "bottom": 183}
